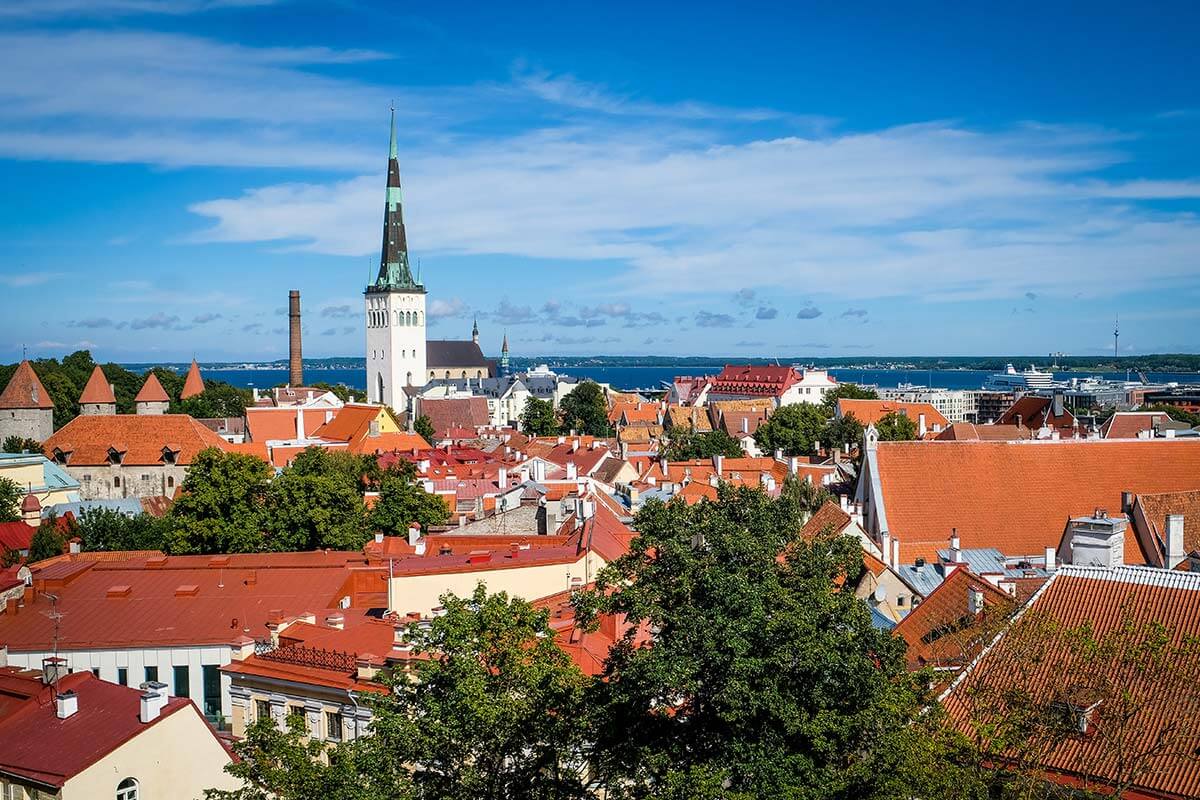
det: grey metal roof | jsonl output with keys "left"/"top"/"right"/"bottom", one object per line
{"left": 47, "top": 498, "right": 144, "bottom": 519}
{"left": 426, "top": 340, "right": 493, "bottom": 369}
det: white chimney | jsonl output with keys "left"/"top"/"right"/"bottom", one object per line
{"left": 407, "top": 523, "right": 421, "bottom": 546}
{"left": 296, "top": 407, "right": 305, "bottom": 440}
{"left": 581, "top": 500, "right": 595, "bottom": 520}
{"left": 950, "top": 529, "right": 963, "bottom": 563}
{"left": 918, "top": 413, "right": 927, "bottom": 438}
{"left": 565, "top": 461, "right": 577, "bottom": 480}
{"left": 374, "top": 530, "right": 384, "bottom": 545}
{"left": 712, "top": 454, "right": 724, "bottom": 474}
{"left": 881, "top": 531, "right": 892, "bottom": 566}
{"left": 891, "top": 538, "right": 900, "bottom": 567}
{"left": 139, "top": 682, "right": 168, "bottom": 723}
{"left": 498, "top": 468, "right": 508, "bottom": 490}
{"left": 1166, "top": 514, "right": 1185, "bottom": 569}
{"left": 1044, "top": 546, "right": 1057, "bottom": 572}
{"left": 788, "top": 456, "right": 799, "bottom": 476}
{"left": 325, "top": 613, "right": 345, "bottom": 630}
{"left": 774, "top": 448, "right": 783, "bottom": 461}
{"left": 967, "top": 587, "right": 984, "bottom": 615}
{"left": 741, "top": 417, "right": 748, "bottom": 434}
{"left": 56, "top": 690, "right": 78, "bottom": 719}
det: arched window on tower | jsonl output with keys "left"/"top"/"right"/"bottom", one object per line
{"left": 376, "top": 373, "right": 385, "bottom": 402}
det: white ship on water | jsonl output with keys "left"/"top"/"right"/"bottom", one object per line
{"left": 983, "top": 363, "right": 1055, "bottom": 392}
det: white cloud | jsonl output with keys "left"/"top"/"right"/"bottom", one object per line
{"left": 428, "top": 297, "right": 468, "bottom": 318}
{"left": 188, "top": 117, "right": 1200, "bottom": 301}
{"left": 0, "top": 0, "right": 280, "bottom": 18}
{"left": 0, "top": 271, "right": 61, "bottom": 287}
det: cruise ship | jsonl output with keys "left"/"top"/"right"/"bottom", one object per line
{"left": 983, "top": 363, "right": 1055, "bottom": 391}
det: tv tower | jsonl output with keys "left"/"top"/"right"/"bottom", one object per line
{"left": 1113, "top": 315, "right": 1120, "bottom": 359}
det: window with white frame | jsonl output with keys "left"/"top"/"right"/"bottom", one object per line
{"left": 116, "top": 777, "right": 139, "bottom": 800}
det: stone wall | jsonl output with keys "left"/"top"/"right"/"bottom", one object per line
{"left": 67, "top": 463, "right": 189, "bottom": 500}
{"left": 0, "top": 408, "right": 52, "bottom": 444}
{"left": 80, "top": 403, "right": 116, "bottom": 416}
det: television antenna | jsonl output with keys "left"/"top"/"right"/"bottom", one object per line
{"left": 41, "top": 592, "right": 65, "bottom": 693}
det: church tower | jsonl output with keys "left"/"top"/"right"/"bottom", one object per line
{"left": 365, "top": 108, "right": 426, "bottom": 406}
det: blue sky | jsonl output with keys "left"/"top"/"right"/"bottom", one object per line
{"left": 1, "top": 0, "right": 1198, "bottom": 362}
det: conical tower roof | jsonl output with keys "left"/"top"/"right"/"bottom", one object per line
{"left": 79, "top": 365, "right": 116, "bottom": 404}
{"left": 0, "top": 360, "right": 54, "bottom": 410}
{"left": 135, "top": 372, "right": 170, "bottom": 403}
{"left": 181, "top": 359, "right": 205, "bottom": 399}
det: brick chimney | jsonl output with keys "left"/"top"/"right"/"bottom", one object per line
{"left": 288, "top": 290, "right": 303, "bottom": 387}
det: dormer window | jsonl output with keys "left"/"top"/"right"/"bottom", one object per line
{"left": 161, "top": 446, "right": 179, "bottom": 465}
{"left": 52, "top": 447, "right": 70, "bottom": 465}
{"left": 107, "top": 447, "right": 124, "bottom": 466}
{"left": 1052, "top": 698, "right": 1103, "bottom": 735}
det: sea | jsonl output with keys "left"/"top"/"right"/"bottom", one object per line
{"left": 200, "top": 366, "right": 1200, "bottom": 394}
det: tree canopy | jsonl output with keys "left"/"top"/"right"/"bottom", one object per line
{"left": 662, "top": 428, "right": 745, "bottom": 461}
{"left": 820, "top": 412, "right": 864, "bottom": 453}
{"left": 0, "top": 478, "right": 21, "bottom": 523}
{"left": 558, "top": 382, "right": 612, "bottom": 437}
{"left": 368, "top": 467, "right": 450, "bottom": 535}
{"left": 752, "top": 402, "right": 826, "bottom": 456}
{"left": 74, "top": 507, "right": 172, "bottom": 552}
{"left": 520, "top": 396, "right": 559, "bottom": 436}
{"left": 820, "top": 382, "right": 879, "bottom": 416}
{"left": 876, "top": 411, "right": 919, "bottom": 441}
{"left": 413, "top": 414, "right": 436, "bottom": 443}
{"left": 578, "top": 485, "right": 952, "bottom": 799}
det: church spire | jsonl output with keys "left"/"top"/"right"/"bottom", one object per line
{"left": 500, "top": 330, "right": 510, "bottom": 376}
{"left": 372, "top": 107, "right": 420, "bottom": 291}
{"left": 471, "top": 317, "right": 480, "bottom": 344}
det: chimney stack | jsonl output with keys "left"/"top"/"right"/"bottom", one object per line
{"left": 56, "top": 690, "right": 78, "bottom": 720}
{"left": 139, "top": 681, "right": 169, "bottom": 723}
{"left": 288, "top": 290, "right": 303, "bottom": 387}
{"left": 1166, "top": 514, "right": 1185, "bottom": 569}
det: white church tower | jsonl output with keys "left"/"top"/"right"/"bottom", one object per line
{"left": 365, "top": 108, "right": 426, "bottom": 407}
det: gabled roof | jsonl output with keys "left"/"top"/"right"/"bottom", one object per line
{"left": 426, "top": 340, "right": 492, "bottom": 369}
{"left": 43, "top": 415, "right": 229, "bottom": 466}
{"left": 941, "top": 566, "right": 1200, "bottom": 799}
{"left": 245, "top": 407, "right": 336, "bottom": 442}
{"left": 799, "top": 500, "right": 853, "bottom": 540}
{"left": 838, "top": 399, "right": 949, "bottom": 430}
{"left": 134, "top": 372, "right": 170, "bottom": 403}
{"left": 78, "top": 366, "right": 116, "bottom": 405}
{"left": 419, "top": 398, "right": 490, "bottom": 439}
{"left": 180, "top": 359, "right": 205, "bottom": 399}
{"left": 0, "top": 361, "right": 53, "bottom": 410}
{"left": 893, "top": 567, "right": 1013, "bottom": 670}
{"left": 1101, "top": 411, "right": 1172, "bottom": 440}
{"left": 871, "top": 439, "right": 1200, "bottom": 560}
{"left": 0, "top": 669, "right": 201, "bottom": 787}
{"left": 997, "top": 395, "right": 1075, "bottom": 432}
{"left": 0, "top": 521, "right": 35, "bottom": 553}
{"left": 663, "top": 404, "right": 713, "bottom": 432}
{"left": 1134, "top": 490, "right": 1200, "bottom": 567}
{"left": 935, "top": 422, "right": 1031, "bottom": 441}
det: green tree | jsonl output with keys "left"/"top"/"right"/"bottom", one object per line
{"left": 0, "top": 477, "right": 22, "bottom": 523}
{"left": 662, "top": 429, "right": 745, "bottom": 461}
{"left": 205, "top": 717, "right": 373, "bottom": 800}
{"left": 752, "top": 402, "right": 826, "bottom": 456}
{"left": 0, "top": 548, "right": 21, "bottom": 568}
{"left": 820, "top": 382, "right": 879, "bottom": 416}
{"left": 368, "top": 470, "right": 450, "bottom": 535}
{"left": 558, "top": 382, "right": 611, "bottom": 437}
{"left": 28, "top": 515, "right": 70, "bottom": 562}
{"left": 876, "top": 411, "right": 919, "bottom": 441}
{"left": 2, "top": 436, "right": 41, "bottom": 454}
{"left": 820, "top": 412, "right": 864, "bottom": 452}
{"left": 264, "top": 468, "right": 369, "bottom": 551}
{"left": 166, "top": 448, "right": 272, "bottom": 554}
{"left": 520, "top": 396, "right": 559, "bottom": 436}
{"left": 75, "top": 507, "right": 170, "bottom": 552}
{"left": 413, "top": 414, "right": 436, "bottom": 443}
{"left": 308, "top": 381, "right": 366, "bottom": 403}
{"left": 363, "top": 585, "right": 590, "bottom": 800}
{"left": 579, "top": 485, "right": 945, "bottom": 799}
{"left": 174, "top": 383, "right": 251, "bottom": 418}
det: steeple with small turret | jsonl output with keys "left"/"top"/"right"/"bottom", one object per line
{"left": 500, "top": 331, "right": 510, "bottom": 376}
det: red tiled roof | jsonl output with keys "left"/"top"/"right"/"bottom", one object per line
{"left": 942, "top": 567, "right": 1200, "bottom": 799}
{"left": 1135, "top": 490, "right": 1200, "bottom": 565}
{"left": 0, "top": 551, "right": 376, "bottom": 652}
{"left": 997, "top": 395, "right": 1075, "bottom": 432}
{"left": 0, "top": 361, "right": 53, "bottom": 410}
{"left": 43, "top": 414, "right": 230, "bottom": 466}
{"left": 180, "top": 360, "right": 205, "bottom": 399}
{"left": 719, "top": 409, "right": 769, "bottom": 437}
{"left": 533, "top": 587, "right": 650, "bottom": 676}
{"left": 799, "top": 501, "right": 853, "bottom": 540}
{"left": 893, "top": 567, "right": 1013, "bottom": 669}
{"left": 839, "top": 399, "right": 949, "bottom": 430}
{"left": 873, "top": 440, "right": 1200, "bottom": 559}
{"left": 419, "top": 398, "right": 490, "bottom": 439}
{"left": 0, "top": 522, "right": 35, "bottom": 553}
{"left": 0, "top": 669, "right": 205, "bottom": 787}
{"left": 78, "top": 366, "right": 116, "bottom": 404}
{"left": 134, "top": 372, "right": 170, "bottom": 403}
{"left": 245, "top": 407, "right": 335, "bottom": 442}
{"left": 1101, "top": 412, "right": 1172, "bottom": 440}
{"left": 935, "top": 423, "right": 1032, "bottom": 441}
{"left": 310, "top": 405, "right": 430, "bottom": 455}
{"left": 709, "top": 364, "right": 799, "bottom": 397}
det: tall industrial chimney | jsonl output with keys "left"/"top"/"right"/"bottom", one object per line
{"left": 288, "top": 290, "right": 303, "bottom": 386}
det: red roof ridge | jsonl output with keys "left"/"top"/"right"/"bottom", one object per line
{"left": 180, "top": 359, "right": 205, "bottom": 399}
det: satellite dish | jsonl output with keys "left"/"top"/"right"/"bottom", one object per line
{"left": 873, "top": 585, "right": 887, "bottom": 603}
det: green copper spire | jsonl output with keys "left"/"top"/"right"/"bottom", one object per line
{"left": 370, "top": 107, "right": 422, "bottom": 292}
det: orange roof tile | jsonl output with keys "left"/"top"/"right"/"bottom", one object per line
{"left": 942, "top": 567, "right": 1200, "bottom": 799}
{"left": 180, "top": 359, "right": 205, "bottom": 399}
{"left": 935, "top": 423, "right": 1032, "bottom": 441}
{"left": 43, "top": 414, "right": 230, "bottom": 466}
{"left": 134, "top": 372, "right": 170, "bottom": 403}
{"left": 78, "top": 365, "right": 116, "bottom": 404}
{"left": 997, "top": 395, "right": 1075, "bottom": 432}
{"left": 1135, "top": 490, "right": 1200, "bottom": 563}
{"left": 0, "top": 361, "right": 53, "bottom": 410}
{"left": 1101, "top": 411, "right": 1172, "bottom": 440}
{"left": 246, "top": 407, "right": 335, "bottom": 442}
{"left": 799, "top": 500, "right": 853, "bottom": 540}
{"left": 873, "top": 439, "right": 1200, "bottom": 559}
{"left": 893, "top": 567, "right": 1013, "bottom": 669}
{"left": 839, "top": 399, "right": 949, "bottom": 430}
